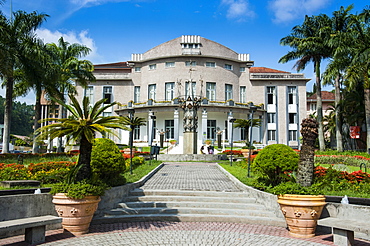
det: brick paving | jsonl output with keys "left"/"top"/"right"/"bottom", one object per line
{"left": 141, "top": 162, "right": 242, "bottom": 192}
{"left": 1, "top": 162, "right": 370, "bottom": 245}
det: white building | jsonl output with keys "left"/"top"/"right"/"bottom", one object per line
{"left": 75, "top": 35, "right": 310, "bottom": 151}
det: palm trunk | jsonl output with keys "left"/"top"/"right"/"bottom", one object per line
{"left": 335, "top": 75, "right": 343, "bottom": 152}
{"left": 57, "top": 105, "right": 64, "bottom": 153}
{"left": 297, "top": 139, "right": 315, "bottom": 186}
{"left": 32, "top": 90, "right": 42, "bottom": 153}
{"left": 2, "top": 77, "right": 14, "bottom": 153}
{"left": 75, "top": 135, "right": 93, "bottom": 182}
{"left": 315, "top": 61, "right": 325, "bottom": 151}
{"left": 364, "top": 88, "right": 370, "bottom": 154}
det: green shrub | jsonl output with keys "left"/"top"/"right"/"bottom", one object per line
{"left": 90, "top": 138, "right": 126, "bottom": 186}
{"left": 0, "top": 164, "right": 29, "bottom": 180}
{"left": 125, "top": 156, "right": 145, "bottom": 170}
{"left": 252, "top": 144, "right": 298, "bottom": 186}
{"left": 50, "top": 180, "right": 107, "bottom": 199}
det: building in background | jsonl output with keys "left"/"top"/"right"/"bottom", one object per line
{"left": 72, "top": 35, "right": 310, "bottom": 151}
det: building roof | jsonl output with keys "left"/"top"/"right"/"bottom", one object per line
{"left": 250, "top": 67, "right": 290, "bottom": 73}
{"left": 94, "top": 62, "right": 130, "bottom": 69}
{"left": 307, "top": 91, "right": 335, "bottom": 101}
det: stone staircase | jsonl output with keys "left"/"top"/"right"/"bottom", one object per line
{"left": 99, "top": 188, "right": 286, "bottom": 227}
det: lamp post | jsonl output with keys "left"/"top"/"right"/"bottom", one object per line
{"left": 247, "top": 103, "right": 259, "bottom": 177}
{"left": 128, "top": 108, "right": 135, "bottom": 174}
{"left": 229, "top": 118, "right": 236, "bottom": 166}
{"left": 149, "top": 115, "right": 156, "bottom": 165}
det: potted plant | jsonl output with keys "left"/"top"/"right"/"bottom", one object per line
{"left": 169, "top": 139, "right": 177, "bottom": 145}
{"left": 36, "top": 95, "right": 129, "bottom": 235}
{"left": 277, "top": 118, "right": 326, "bottom": 238}
{"left": 51, "top": 180, "right": 106, "bottom": 235}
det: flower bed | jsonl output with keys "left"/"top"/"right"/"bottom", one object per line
{"left": 0, "top": 161, "right": 76, "bottom": 184}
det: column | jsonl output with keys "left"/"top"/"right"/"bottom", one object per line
{"left": 174, "top": 108, "right": 179, "bottom": 142}
{"left": 201, "top": 108, "right": 207, "bottom": 144}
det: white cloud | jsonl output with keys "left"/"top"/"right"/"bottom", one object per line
{"left": 70, "top": 0, "right": 131, "bottom": 9}
{"left": 36, "top": 28, "right": 101, "bottom": 63}
{"left": 221, "top": 0, "right": 255, "bottom": 21}
{"left": 269, "top": 0, "right": 331, "bottom": 23}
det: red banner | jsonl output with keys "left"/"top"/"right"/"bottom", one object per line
{"left": 350, "top": 126, "right": 360, "bottom": 139}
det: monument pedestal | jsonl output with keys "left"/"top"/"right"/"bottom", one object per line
{"left": 183, "top": 132, "right": 197, "bottom": 154}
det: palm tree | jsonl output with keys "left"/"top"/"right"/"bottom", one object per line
{"left": 121, "top": 115, "right": 146, "bottom": 174}
{"left": 279, "top": 14, "right": 332, "bottom": 151}
{"left": 0, "top": 10, "right": 48, "bottom": 153}
{"left": 323, "top": 5, "right": 355, "bottom": 152}
{"left": 35, "top": 37, "right": 95, "bottom": 153}
{"left": 344, "top": 8, "right": 370, "bottom": 152}
{"left": 233, "top": 118, "right": 261, "bottom": 145}
{"left": 36, "top": 95, "right": 129, "bottom": 181}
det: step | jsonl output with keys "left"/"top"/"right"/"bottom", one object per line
{"left": 94, "top": 214, "right": 286, "bottom": 227}
{"left": 105, "top": 207, "right": 275, "bottom": 217}
{"left": 129, "top": 189, "right": 248, "bottom": 198}
{"left": 121, "top": 195, "right": 256, "bottom": 204}
{"left": 118, "top": 201, "right": 262, "bottom": 210}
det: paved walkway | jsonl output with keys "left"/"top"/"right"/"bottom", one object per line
{"left": 141, "top": 162, "right": 242, "bottom": 192}
{"left": 1, "top": 162, "right": 370, "bottom": 245}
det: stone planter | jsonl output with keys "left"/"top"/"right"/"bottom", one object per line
{"left": 277, "top": 194, "right": 326, "bottom": 238}
{"left": 52, "top": 193, "right": 101, "bottom": 235}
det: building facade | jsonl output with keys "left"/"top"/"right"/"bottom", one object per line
{"left": 75, "top": 35, "right": 310, "bottom": 151}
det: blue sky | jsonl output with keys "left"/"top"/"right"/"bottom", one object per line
{"left": 1, "top": 0, "right": 367, "bottom": 104}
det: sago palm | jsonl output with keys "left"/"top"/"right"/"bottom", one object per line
{"left": 234, "top": 118, "right": 261, "bottom": 144}
{"left": 36, "top": 95, "right": 129, "bottom": 181}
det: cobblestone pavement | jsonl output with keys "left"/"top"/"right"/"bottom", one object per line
{"left": 3, "top": 221, "right": 362, "bottom": 246}
{"left": 141, "top": 162, "right": 242, "bottom": 192}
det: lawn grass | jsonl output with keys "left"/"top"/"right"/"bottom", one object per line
{"left": 123, "top": 160, "right": 162, "bottom": 183}
{"left": 0, "top": 154, "right": 76, "bottom": 166}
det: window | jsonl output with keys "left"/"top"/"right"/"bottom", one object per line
{"left": 84, "top": 86, "right": 94, "bottom": 104}
{"left": 310, "top": 103, "right": 317, "bottom": 111}
{"left": 134, "top": 67, "right": 141, "bottom": 72}
{"left": 206, "top": 82, "right": 216, "bottom": 101}
{"left": 165, "top": 82, "right": 175, "bottom": 100}
{"left": 165, "top": 62, "right": 175, "bottom": 68}
{"left": 103, "top": 86, "right": 112, "bottom": 104}
{"left": 165, "top": 120, "right": 174, "bottom": 139}
{"left": 149, "top": 64, "right": 156, "bottom": 70}
{"left": 267, "top": 113, "right": 275, "bottom": 123}
{"left": 240, "top": 86, "right": 246, "bottom": 103}
{"left": 224, "top": 64, "right": 232, "bottom": 70}
{"left": 206, "top": 62, "right": 216, "bottom": 67}
{"left": 288, "top": 86, "right": 297, "bottom": 104}
{"left": 268, "top": 130, "right": 276, "bottom": 141}
{"left": 134, "top": 125, "right": 140, "bottom": 140}
{"left": 289, "top": 130, "right": 297, "bottom": 141}
{"left": 207, "top": 120, "right": 216, "bottom": 139}
{"left": 103, "top": 112, "right": 112, "bottom": 117}
{"left": 225, "top": 84, "right": 233, "bottom": 101}
{"left": 134, "top": 86, "right": 140, "bottom": 103}
{"left": 148, "top": 84, "right": 156, "bottom": 100}
{"left": 182, "top": 43, "right": 199, "bottom": 49}
{"left": 267, "top": 86, "right": 275, "bottom": 105}
{"left": 185, "top": 81, "right": 196, "bottom": 98}
{"left": 240, "top": 67, "right": 246, "bottom": 72}
{"left": 289, "top": 113, "right": 297, "bottom": 124}
{"left": 185, "top": 61, "right": 197, "bottom": 67}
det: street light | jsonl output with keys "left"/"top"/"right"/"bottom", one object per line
{"left": 247, "top": 102, "right": 259, "bottom": 177}
{"left": 149, "top": 115, "right": 156, "bottom": 165}
{"left": 128, "top": 108, "right": 135, "bottom": 174}
{"left": 229, "top": 118, "right": 236, "bottom": 166}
